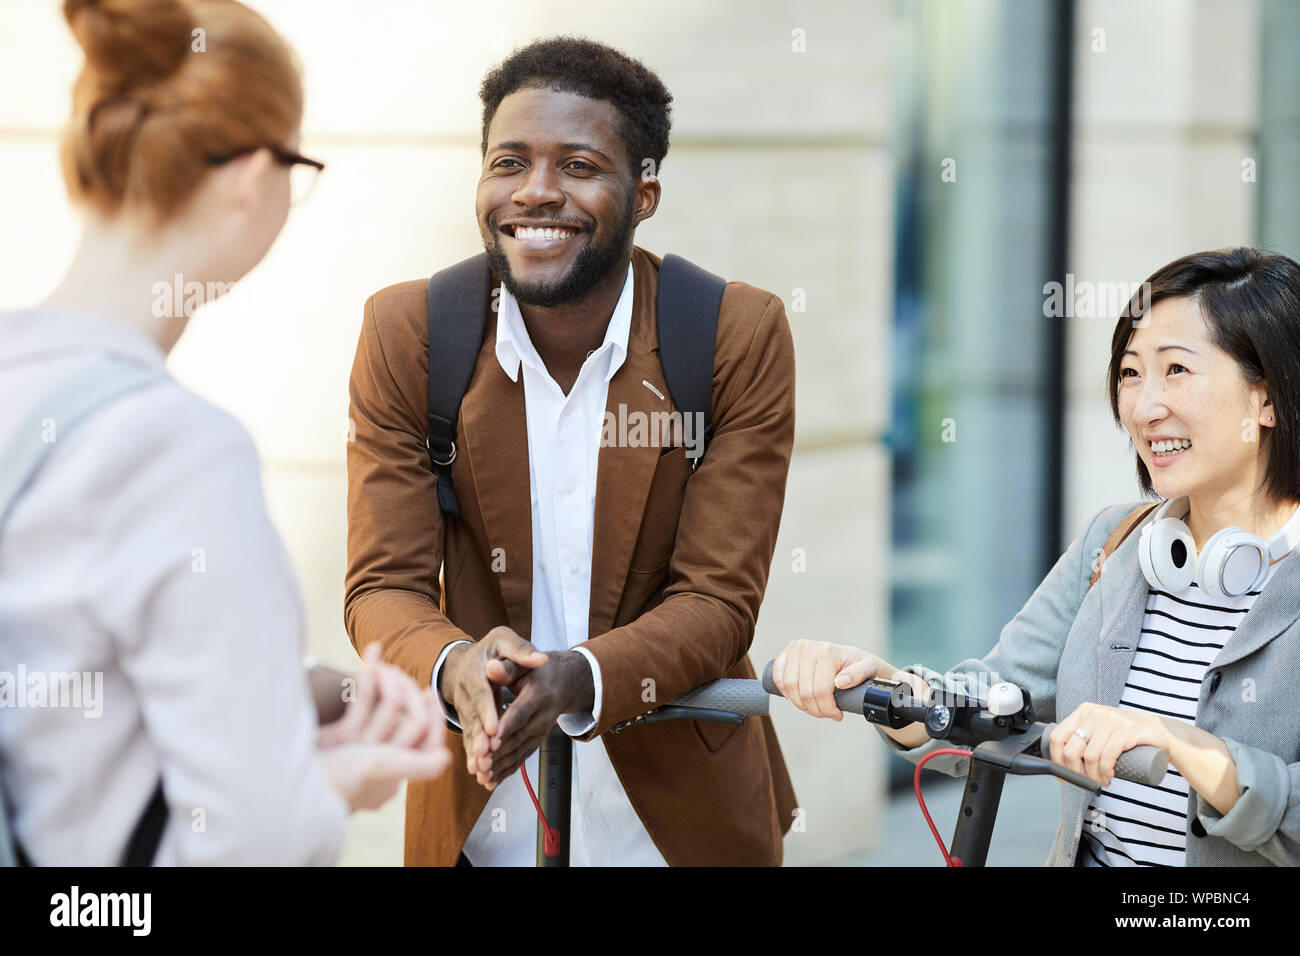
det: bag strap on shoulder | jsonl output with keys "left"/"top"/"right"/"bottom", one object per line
{"left": 1088, "top": 502, "right": 1160, "bottom": 589}
{"left": 0, "top": 359, "right": 168, "bottom": 532}
{"left": 425, "top": 253, "right": 493, "bottom": 517}
{"left": 656, "top": 254, "right": 724, "bottom": 471}
{"left": 0, "top": 357, "right": 171, "bottom": 867}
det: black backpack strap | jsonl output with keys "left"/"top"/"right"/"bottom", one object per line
{"left": 656, "top": 254, "right": 725, "bottom": 470}
{"left": 12, "top": 779, "right": 166, "bottom": 866}
{"left": 119, "top": 780, "right": 168, "bottom": 867}
{"left": 426, "top": 253, "right": 492, "bottom": 516}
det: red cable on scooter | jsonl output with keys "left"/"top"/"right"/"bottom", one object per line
{"left": 520, "top": 761, "right": 561, "bottom": 858}
{"left": 914, "top": 748, "right": 974, "bottom": 867}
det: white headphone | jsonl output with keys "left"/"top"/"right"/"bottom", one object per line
{"left": 1138, "top": 497, "right": 1300, "bottom": 599}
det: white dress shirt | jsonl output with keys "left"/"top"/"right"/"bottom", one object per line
{"left": 432, "top": 263, "right": 667, "bottom": 866}
{"left": 0, "top": 307, "right": 348, "bottom": 865}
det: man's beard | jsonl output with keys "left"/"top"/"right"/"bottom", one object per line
{"left": 484, "top": 192, "right": 636, "bottom": 308}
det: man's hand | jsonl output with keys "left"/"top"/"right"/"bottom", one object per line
{"left": 441, "top": 627, "right": 548, "bottom": 783}
{"left": 480, "top": 650, "right": 595, "bottom": 791}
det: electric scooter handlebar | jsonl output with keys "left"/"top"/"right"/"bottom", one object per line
{"left": 758, "top": 660, "right": 1170, "bottom": 788}
{"left": 667, "top": 678, "right": 771, "bottom": 716}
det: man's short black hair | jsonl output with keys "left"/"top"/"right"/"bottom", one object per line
{"left": 479, "top": 35, "right": 673, "bottom": 176}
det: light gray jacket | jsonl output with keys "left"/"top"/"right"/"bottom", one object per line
{"left": 881, "top": 502, "right": 1300, "bottom": 866}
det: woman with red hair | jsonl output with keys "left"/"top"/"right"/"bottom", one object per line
{"left": 0, "top": 0, "right": 448, "bottom": 865}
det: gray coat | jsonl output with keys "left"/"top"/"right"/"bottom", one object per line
{"left": 881, "top": 502, "right": 1300, "bottom": 866}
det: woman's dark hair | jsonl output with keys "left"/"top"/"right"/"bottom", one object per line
{"left": 1107, "top": 247, "right": 1300, "bottom": 503}
{"left": 478, "top": 35, "right": 672, "bottom": 176}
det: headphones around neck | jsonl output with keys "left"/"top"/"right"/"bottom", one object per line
{"left": 1138, "top": 497, "right": 1300, "bottom": 599}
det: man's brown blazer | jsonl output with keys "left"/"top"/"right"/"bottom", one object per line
{"left": 344, "top": 246, "right": 798, "bottom": 866}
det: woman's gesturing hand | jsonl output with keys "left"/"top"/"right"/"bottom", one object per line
{"left": 1048, "top": 702, "right": 1176, "bottom": 788}
{"left": 317, "top": 643, "right": 451, "bottom": 812}
{"left": 770, "top": 640, "right": 884, "bottom": 721}
{"left": 318, "top": 643, "right": 446, "bottom": 749}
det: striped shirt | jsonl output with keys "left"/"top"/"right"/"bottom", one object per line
{"left": 1080, "top": 563, "right": 1278, "bottom": 867}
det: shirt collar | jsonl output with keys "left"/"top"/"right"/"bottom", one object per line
{"left": 494, "top": 262, "right": 634, "bottom": 385}
{"left": 0, "top": 306, "right": 167, "bottom": 371}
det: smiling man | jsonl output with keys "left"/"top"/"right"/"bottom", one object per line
{"left": 344, "top": 36, "right": 798, "bottom": 866}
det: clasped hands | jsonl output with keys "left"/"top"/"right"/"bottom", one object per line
{"left": 441, "top": 626, "right": 595, "bottom": 791}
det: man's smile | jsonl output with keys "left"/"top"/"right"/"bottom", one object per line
{"left": 498, "top": 220, "right": 586, "bottom": 252}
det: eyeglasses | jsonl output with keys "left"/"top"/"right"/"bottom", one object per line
{"left": 207, "top": 146, "right": 326, "bottom": 206}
